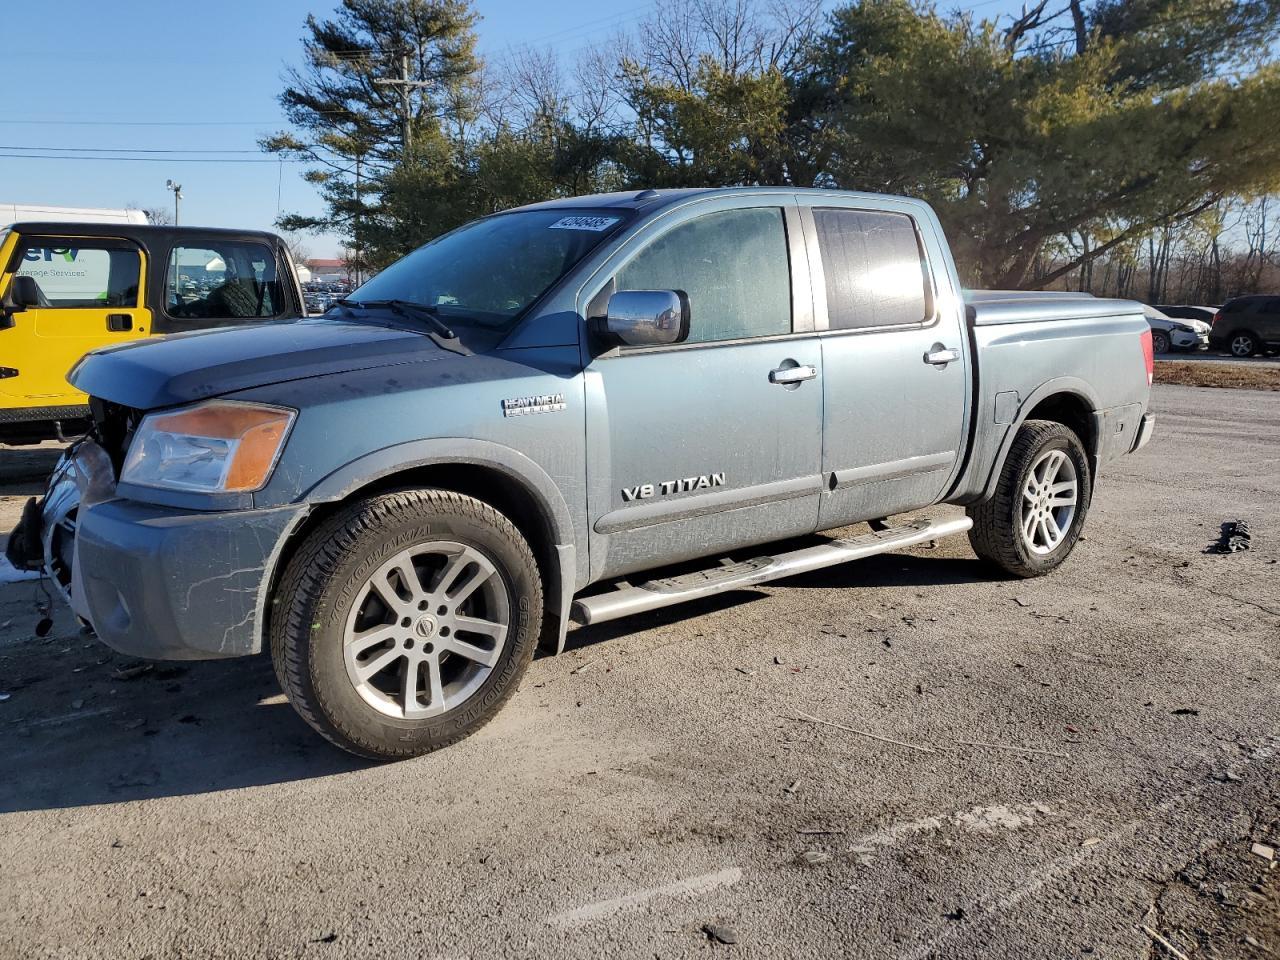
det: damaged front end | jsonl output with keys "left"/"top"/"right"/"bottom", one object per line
{"left": 4, "top": 399, "right": 140, "bottom": 606}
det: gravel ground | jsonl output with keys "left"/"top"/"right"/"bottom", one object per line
{"left": 1, "top": 385, "right": 1277, "bottom": 960}
{"left": 1158, "top": 351, "right": 1280, "bottom": 369}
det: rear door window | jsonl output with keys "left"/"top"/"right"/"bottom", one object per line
{"left": 615, "top": 207, "right": 792, "bottom": 343}
{"left": 813, "top": 209, "right": 931, "bottom": 330}
{"left": 166, "top": 241, "right": 281, "bottom": 321}
{"left": 14, "top": 240, "right": 140, "bottom": 308}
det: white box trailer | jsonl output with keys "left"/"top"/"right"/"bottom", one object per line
{"left": 0, "top": 202, "right": 150, "bottom": 227}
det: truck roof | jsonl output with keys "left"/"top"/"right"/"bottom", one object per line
{"left": 510, "top": 186, "right": 920, "bottom": 214}
{"left": 510, "top": 188, "right": 715, "bottom": 212}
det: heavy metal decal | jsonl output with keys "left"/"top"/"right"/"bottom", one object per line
{"left": 502, "top": 393, "right": 566, "bottom": 417}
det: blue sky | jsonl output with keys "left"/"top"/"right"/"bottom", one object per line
{"left": 3, "top": 0, "right": 1024, "bottom": 256}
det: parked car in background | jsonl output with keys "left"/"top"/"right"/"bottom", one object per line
{"left": 1156, "top": 304, "right": 1218, "bottom": 325}
{"left": 1142, "top": 304, "right": 1209, "bottom": 354}
{"left": 1210, "top": 295, "right": 1280, "bottom": 357}
{"left": 0, "top": 223, "right": 305, "bottom": 444}
{"left": 8, "top": 187, "right": 1155, "bottom": 759}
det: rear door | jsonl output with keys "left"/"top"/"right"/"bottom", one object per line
{"left": 801, "top": 201, "right": 970, "bottom": 529}
{"left": 0, "top": 234, "right": 149, "bottom": 411}
{"left": 582, "top": 198, "right": 824, "bottom": 580}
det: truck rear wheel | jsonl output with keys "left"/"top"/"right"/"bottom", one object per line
{"left": 270, "top": 489, "right": 542, "bottom": 760}
{"left": 967, "top": 420, "right": 1092, "bottom": 578}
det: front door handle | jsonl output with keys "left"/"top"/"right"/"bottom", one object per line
{"left": 106, "top": 313, "right": 133, "bottom": 332}
{"left": 923, "top": 344, "right": 960, "bottom": 367}
{"left": 769, "top": 363, "right": 817, "bottom": 385}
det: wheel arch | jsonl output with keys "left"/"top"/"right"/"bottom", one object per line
{"left": 262, "top": 440, "right": 580, "bottom": 657}
{"left": 978, "top": 379, "right": 1101, "bottom": 503}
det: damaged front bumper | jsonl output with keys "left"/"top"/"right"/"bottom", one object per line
{"left": 10, "top": 439, "right": 306, "bottom": 660}
{"left": 4, "top": 440, "right": 114, "bottom": 601}
{"left": 75, "top": 497, "right": 305, "bottom": 660}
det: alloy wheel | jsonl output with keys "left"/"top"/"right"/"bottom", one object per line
{"left": 342, "top": 541, "right": 510, "bottom": 719}
{"left": 1019, "top": 449, "right": 1078, "bottom": 556}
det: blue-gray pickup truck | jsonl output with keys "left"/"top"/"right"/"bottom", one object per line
{"left": 6, "top": 188, "right": 1156, "bottom": 759}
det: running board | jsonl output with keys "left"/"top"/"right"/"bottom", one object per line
{"left": 571, "top": 516, "right": 973, "bottom": 626}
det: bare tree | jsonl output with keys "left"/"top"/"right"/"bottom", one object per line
{"left": 127, "top": 202, "right": 172, "bottom": 225}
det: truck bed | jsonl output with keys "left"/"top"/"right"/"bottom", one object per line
{"left": 965, "top": 290, "right": 1142, "bottom": 325}
{"left": 949, "top": 290, "right": 1150, "bottom": 504}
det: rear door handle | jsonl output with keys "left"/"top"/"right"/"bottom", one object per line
{"left": 106, "top": 313, "right": 133, "bottom": 332}
{"left": 769, "top": 363, "right": 817, "bottom": 385}
{"left": 923, "top": 345, "right": 960, "bottom": 367}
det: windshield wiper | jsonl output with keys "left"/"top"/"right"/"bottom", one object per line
{"left": 336, "top": 298, "right": 457, "bottom": 340}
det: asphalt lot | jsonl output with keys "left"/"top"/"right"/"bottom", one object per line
{"left": 1, "top": 384, "right": 1278, "bottom": 960}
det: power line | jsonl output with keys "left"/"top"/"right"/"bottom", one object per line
{"left": 511, "top": 2, "right": 656, "bottom": 49}
{"left": 0, "top": 118, "right": 280, "bottom": 127}
{"left": 0, "top": 144, "right": 266, "bottom": 154}
{"left": 0, "top": 152, "right": 294, "bottom": 163}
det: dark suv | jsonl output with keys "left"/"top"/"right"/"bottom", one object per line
{"left": 1211, "top": 296, "right": 1280, "bottom": 357}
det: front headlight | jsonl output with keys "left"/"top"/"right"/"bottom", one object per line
{"left": 120, "top": 400, "right": 296, "bottom": 493}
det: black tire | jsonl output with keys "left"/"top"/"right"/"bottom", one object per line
{"left": 1150, "top": 329, "right": 1171, "bottom": 355}
{"left": 966, "top": 420, "right": 1093, "bottom": 578}
{"left": 1229, "top": 330, "right": 1259, "bottom": 357}
{"left": 270, "top": 489, "right": 543, "bottom": 760}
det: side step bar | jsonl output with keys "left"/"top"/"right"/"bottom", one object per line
{"left": 571, "top": 515, "right": 973, "bottom": 626}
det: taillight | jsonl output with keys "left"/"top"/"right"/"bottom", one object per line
{"left": 1211, "top": 311, "right": 1221, "bottom": 328}
{"left": 1140, "top": 328, "right": 1154, "bottom": 386}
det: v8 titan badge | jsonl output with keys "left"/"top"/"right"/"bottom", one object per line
{"left": 622, "top": 472, "right": 727, "bottom": 502}
{"left": 502, "top": 393, "right": 566, "bottom": 417}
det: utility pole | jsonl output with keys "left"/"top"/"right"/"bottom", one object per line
{"left": 353, "top": 153, "right": 363, "bottom": 287}
{"left": 165, "top": 179, "right": 183, "bottom": 225}
{"left": 374, "top": 48, "right": 431, "bottom": 158}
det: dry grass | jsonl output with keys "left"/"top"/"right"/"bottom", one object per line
{"left": 1154, "top": 360, "right": 1280, "bottom": 391}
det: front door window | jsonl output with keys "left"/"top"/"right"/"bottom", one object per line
{"left": 615, "top": 207, "right": 792, "bottom": 343}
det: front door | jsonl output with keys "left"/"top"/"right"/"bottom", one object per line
{"left": 802, "top": 204, "right": 970, "bottom": 529}
{"left": 0, "top": 234, "right": 149, "bottom": 412}
{"left": 584, "top": 201, "right": 824, "bottom": 581}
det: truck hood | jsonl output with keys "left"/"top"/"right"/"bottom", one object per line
{"left": 69, "top": 317, "right": 454, "bottom": 410}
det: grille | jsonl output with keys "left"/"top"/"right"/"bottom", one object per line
{"left": 87, "top": 397, "right": 144, "bottom": 476}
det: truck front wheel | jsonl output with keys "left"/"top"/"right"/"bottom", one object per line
{"left": 270, "top": 489, "right": 543, "bottom": 760}
{"left": 967, "top": 420, "right": 1092, "bottom": 578}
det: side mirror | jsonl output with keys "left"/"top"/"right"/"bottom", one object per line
{"left": 9, "top": 276, "right": 48, "bottom": 309}
{"left": 599, "top": 289, "right": 690, "bottom": 347}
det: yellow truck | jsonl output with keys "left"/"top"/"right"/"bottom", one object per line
{"left": 0, "top": 222, "right": 305, "bottom": 444}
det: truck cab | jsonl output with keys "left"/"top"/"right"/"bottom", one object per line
{"left": 0, "top": 223, "right": 304, "bottom": 444}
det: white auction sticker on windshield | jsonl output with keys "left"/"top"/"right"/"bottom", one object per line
{"left": 548, "top": 215, "right": 620, "bottom": 232}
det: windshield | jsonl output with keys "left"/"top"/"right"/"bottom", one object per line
{"left": 348, "top": 208, "right": 630, "bottom": 330}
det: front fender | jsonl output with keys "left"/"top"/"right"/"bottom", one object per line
{"left": 301, "top": 437, "right": 582, "bottom": 654}
{"left": 302, "top": 437, "right": 577, "bottom": 550}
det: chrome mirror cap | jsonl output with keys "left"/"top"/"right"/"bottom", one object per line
{"left": 603, "top": 289, "right": 689, "bottom": 347}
